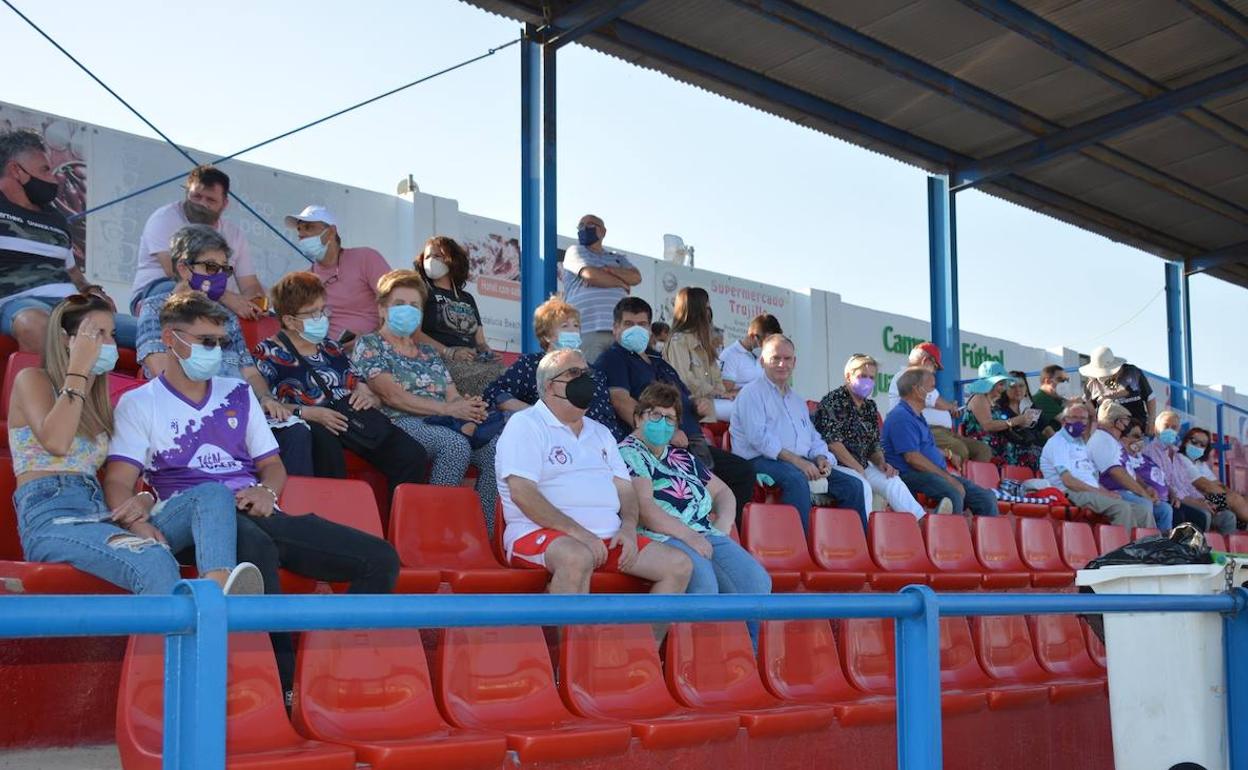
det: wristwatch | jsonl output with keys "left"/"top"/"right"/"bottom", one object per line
{"left": 293, "top": 406, "right": 303, "bottom": 419}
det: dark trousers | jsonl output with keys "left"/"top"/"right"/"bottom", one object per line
{"left": 235, "top": 509, "right": 401, "bottom": 691}
{"left": 274, "top": 423, "right": 313, "bottom": 477}
{"left": 307, "top": 421, "right": 430, "bottom": 491}
{"left": 687, "top": 433, "right": 756, "bottom": 524}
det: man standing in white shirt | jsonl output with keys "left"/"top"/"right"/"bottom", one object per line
{"left": 495, "top": 348, "right": 691, "bottom": 594}
{"left": 886, "top": 342, "right": 990, "bottom": 466}
{"left": 718, "top": 313, "right": 781, "bottom": 394}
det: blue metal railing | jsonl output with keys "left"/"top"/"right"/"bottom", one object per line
{"left": 3, "top": 584, "right": 1248, "bottom": 770}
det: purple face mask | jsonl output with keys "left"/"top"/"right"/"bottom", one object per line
{"left": 191, "top": 270, "right": 228, "bottom": 302}
{"left": 850, "top": 376, "right": 875, "bottom": 398}
{"left": 1064, "top": 421, "right": 1086, "bottom": 438}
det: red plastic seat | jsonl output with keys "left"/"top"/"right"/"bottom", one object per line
{"left": 742, "top": 503, "right": 855, "bottom": 591}
{"left": 1027, "top": 615, "right": 1106, "bottom": 686}
{"left": 560, "top": 623, "right": 740, "bottom": 749}
{"left": 1083, "top": 622, "right": 1107, "bottom": 669}
{"left": 1015, "top": 518, "right": 1075, "bottom": 587}
{"left": 806, "top": 507, "right": 876, "bottom": 590}
{"left": 972, "top": 616, "right": 1104, "bottom": 703}
{"left": 939, "top": 617, "right": 1049, "bottom": 709}
{"left": 1206, "top": 532, "right": 1228, "bottom": 552}
{"left": 1095, "top": 524, "right": 1129, "bottom": 555}
{"left": 962, "top": 461, "right": 1000, "bottom": 490}
{"left": 1002, "top": 465, "right": 1037, "bottom": 482}
{"left": 758, "top": 619, "right": 895, "bottom": 726}
{"left": 1057, "top": 521, "right": 1098, "bottom": 570}
{"left": 1, "top": 455, "right": 20, "bottom": 561}
{"left": 1229, "top": 533, "right": 1248, "bottom": 554}
{"left": 292, "top": 629, "right": 506, "bottom": 770}
{"left": 279, "top": 477, "right": 439, "bottom": 594}
{"left": 971, "top": 517, "right": 1042, "bottom": 588}
{"left": 920, "top": 515, "right": 999, "bottom": 589}
{"left": 1132, "top": 527, "right": 1161, "bottom": 541}
{"left": 665, "top": 621, "right": 837, "bottom": 737}
{"left": 343, "top": 450, "right": 391, "bottom": 524}
{"left": 239, "top": 315, "right": 281, "bottom": 351}
{"left": 389, "top": 485, "right": 547, "bottom": 593}
{"left": 0, "top": 351, "right": 38, "bottom": 450}
{"left": 870, "top": 511, "right": 979, "bottom": 589}
{"left": 435, "top": 626, "right": 632, "bottom": 762}
{"left": 118, "top": 633, "right": 357, "bottom": 770}
{"left": 837, "top": 618, "right": 985, "bottom": 715}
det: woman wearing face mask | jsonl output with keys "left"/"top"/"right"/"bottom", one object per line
{"left": 481, "top": 296, "right": 622, "bottom": 435}
{"left": 253, "top": 272, "right": 430, "bottom": 492}
{"left": 411, "top": 236, "right": 504, "bottom": 397}
{"left": 815, "top": 354, "right": 928, "bottom": 519}
{"left": 618, "top": 383, "right": 771, "bottom": 646}
{"left": 662, "top": 287, "right": 736, "bottom": 423}
{"left": 1143, "top": 411, "right": 1235, "bottom": 534}
{"left": 7, "top": 294, "right": 261, "bottom": 595}
{"left": 962, "top": 361, "right": 1041, "bottom": 471}
{"left": 1178, "top": 427, "right": 1248, "bottom": 526}
{"left": 351, "top": 270, "right": 501, "bottom": 530}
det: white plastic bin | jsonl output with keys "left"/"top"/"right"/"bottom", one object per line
{"left": 1077, "top": 562, "right": 1245, "bottom": 770}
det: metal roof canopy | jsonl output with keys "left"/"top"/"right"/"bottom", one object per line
{"left": 467, "top": 0, "right": 1248, "bottom": 286}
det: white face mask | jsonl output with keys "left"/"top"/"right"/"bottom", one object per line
{"left": 424, "top": 257, "right": 449, "bottom": 280}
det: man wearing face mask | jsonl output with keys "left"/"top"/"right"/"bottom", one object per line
{"left": 284, "top": 205, "right": 390, "bottom": 342}
{"left": 1031, "top": 365, "right": 1072, "bottom": 437}
{"left": 560, "top": 214, "right": 642, "bottom": 364}
{"left": 495, "top": 348, "right": 693, "bottom": 595}
{"left": 1085, "top": 401, "right": 1159, "bottom": 526}
{"left": 1038, "top": 400, "right": 1155, "bottom": 527}
{"left": 1144, "top": 410, "right": 1235, "bottom": 534}
{"left": 0, "top": 129, "right": 132, "bottom": 351}
{"left": 130, "top": 165, "right": 264, "bottom": 320}
{"left": 134, "top": 226, "right": 312, "bottom": 476}
{"left": 718, "top": 313, "right": 781, "bottom": 392}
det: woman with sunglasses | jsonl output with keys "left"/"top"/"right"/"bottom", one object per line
{"left": 1179, "top": 427, "right": 1248, "bottom": 525}
{"left": 133, "top": 224, "right": 313, "bottom": 476}
{"left": 7, "top": 294, "right": 260, "bottom": 594}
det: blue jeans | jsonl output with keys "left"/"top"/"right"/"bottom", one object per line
{"left": 0, "top": 295, "right": 138, "bottom": 348}
{"left": 1122, "top": 491, "right": 1173, "bottom": 531}
{"left": 898, "top": 471, "right": 999, "bottom": 517}
{"left": 750, "top": 457, "right": 867, "bottom": 531}
{"left": 664, "top": 532, "right": 772, "bottom": 647}
{"left": 14, "top": 475, "right": 238, "bottom": 594}
{"left": 130, "top": 278, "right": 176, "bottom": 315}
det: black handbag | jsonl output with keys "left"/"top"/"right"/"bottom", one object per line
{"left": 277, "top": 333, "right": 392, "bottom": 452}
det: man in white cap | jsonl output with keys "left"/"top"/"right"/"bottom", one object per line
{"left": 1080, "top": 345, "right": 1155, "bottom": 434}
{"left": 285, "top": 205, "right": 391, "bottom": 342}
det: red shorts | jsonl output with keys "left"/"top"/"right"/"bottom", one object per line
{"left": 509, "top": 528, "right": 653, "bottom": 571}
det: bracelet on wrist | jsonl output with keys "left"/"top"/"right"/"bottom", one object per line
{"left": 64, "top": 372, "right": 88, "bottom": 381}
{"left": 251, "top": 483, "right": 278, "bottom": 502}
{"left": 60, "top": 387, "right": 86, "bottom": 403}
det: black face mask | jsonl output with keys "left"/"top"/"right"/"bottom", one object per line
{"left": 557, "top": 374, "right": 596, "bottom": 410}
{"left": 18, "top": 166, "right": 58, "bottom": 207}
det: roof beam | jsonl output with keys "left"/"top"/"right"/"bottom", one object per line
{"left": 1187, "top": 240, "right": 1248, "bottom": 274}
{"left": 1174, "top": 0, "right": 1248, "bottom": 44}
{"left": 954, "top": 63, "right": 1248, "bottom": 188}
{"left": 955, "top": 0, "right": 1248, "bottom": 153}
{"left": 547, "top": 0, "right": 651, "bottom": 48}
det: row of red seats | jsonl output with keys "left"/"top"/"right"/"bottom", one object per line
{"left": 117, "top": 615, "right": 1106, "bottom": 769}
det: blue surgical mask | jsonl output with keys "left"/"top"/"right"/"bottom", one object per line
{"left": 555, "top": 331, "right": 582, "bottom": 350}
{"left": 90, "top": 343, "right": 118, "bottom": 376}
{"left": 176, "top": 342, "right": 222, "bottom": 382}
{"left": 386, "top": 304, "right": 422, "bottom": 337}
{"left": 577, "top": 224, "right": 599, "bottom": 247}
{"left": 299, "top": 315, "right": 330, "bottom": 344}
{"left": 620, "top": 325, "right": 651, "bottom": 354}
{"left": 643, "top": 417, "right": 676, "bottom": 447}
{"left": 297, "top": 232, "right": 328, "bottom": 262}
{"left": 1159, "top": 428, "right": 1179, "bottom": 447}
{"left": 1184, "top": 444, "right": 1206, "bottom": 461}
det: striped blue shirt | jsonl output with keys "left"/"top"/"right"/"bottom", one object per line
{"left": 560, "top": 245, "right": 637, "bottom": 333}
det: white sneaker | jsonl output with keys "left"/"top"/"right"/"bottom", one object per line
{"left": 223, "top": 562, "right": 264, "bottom": 595}
{"left": 936, "top": 498, "right": 955, "bottom": 515}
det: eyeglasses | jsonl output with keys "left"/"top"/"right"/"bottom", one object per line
{"left": 557, "top": 367, "right": 589, "bottom": 380}
{"left": 188, "top": 261, "right": 235, "bottom": 276}
{"left": 292, "top": 308, "right": 331, "bottom": 320}
{"left": 643, "top": 412, "right": 678, "bottom": 426}
{"left": 171, "top": 330, "right": 230, "bottom": 350}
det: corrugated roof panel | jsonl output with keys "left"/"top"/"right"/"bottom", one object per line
{"left": 1045, "top": 0, "right": 1193, "bottom": 51}
{"left": 1108, "top": 115, "right": 1232, "bottom": 168}
{"left": 1167, "top": 213, "right": 1248, "bottom": 251}
{"left": 857, "top": 1, "right": 1006, "bottom": 63}
{"left": 1106, "top": 20, "right": 1247, "bottom": 83}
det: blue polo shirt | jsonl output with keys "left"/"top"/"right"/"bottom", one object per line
{"left": 882, "top": 400, "right": 946, "bottom": 474}
{"left": 596, "top": 342, "right": 702, "bottom": 436}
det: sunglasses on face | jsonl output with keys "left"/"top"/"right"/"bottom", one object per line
{"left": 172, "top": 330, "right": 230, "bottom": 350}
{"left": 188, "top": 261, "right": 235, "bottom": 276}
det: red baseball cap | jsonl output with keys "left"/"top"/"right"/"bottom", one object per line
{"left": 915, "top": 342, "right": 943, "bottom": 370}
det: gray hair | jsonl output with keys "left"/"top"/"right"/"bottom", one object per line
{"left": 0, "top": 129, "right": 46, "bottom": 175}
{"left": 536, "top": 348, "right": 585, "bottom": 395}
{"left": 760, "top": 333, "right": 794, "bottom": 356}
{"left": 169, "top": 224, "right": 232, "bottom": 266}
{"left": 895, "top": 366, "right": 931, "bottom": 398}
{"left": 1056, "top": 398, "right": 1091, "bottom": 422}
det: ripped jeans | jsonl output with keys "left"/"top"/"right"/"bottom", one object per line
{"left": 15, "top": 474, "right": 239, "bottom": 594}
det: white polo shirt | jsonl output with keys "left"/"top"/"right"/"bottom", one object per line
{"left": 1039, "top": 430, "right": 1100, "bottom": 491}
{"left": 495, "top": 399, "right": 629, "bottom": 555}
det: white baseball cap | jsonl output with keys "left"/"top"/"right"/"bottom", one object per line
{"left": 284, "top": 205, "right": 338, "bottom": 229}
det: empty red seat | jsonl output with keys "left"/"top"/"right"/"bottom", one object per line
{"left": 665, "top": 621, "right": 837, "bottom": 737}
{"left": 838, "top": 618, "right": 984, "bottom": 715}
{"left": 1083, "top": 622, "right": 1107, "bottom": 669}
{"left": 741, "top": 503, "right": 852, "bottom": 591}
{"left": 1057, "top": 521, "right": 1098, "bottom": 570}
{"left": 806, "top": 507, "right": 879, "bottom": 590}
{"left": 758, "top": 619, "right": 895, "bottom": 726}
{"left": 1229, "top": 533, "right": 1248, "bottom": 554}
{"left": 1015, "top": 518, "right": 1075, "bottom": 587}
{"left": 239, "top": 315, "right": 281, "bottom": 351}
{"left": 972, "top": 616, "right": 1103, "bottom": 703}
{"left": 279, "top": 477, "right": 439, "bottom": 594}
{"left": 0, "top": 351, "right": 38, "bottom": 450}
{"left": 972, "top": 517, "right": 1047, "bottom": 588}
{"left": 1027, "top": 615, "right": 1105, "bottom": 686}
{"left": 118, "top": 633, "right": 357, "bottom": 770}
{"left": 1206, "top": 532, "right": 1228, "bottom": 552}
{"left": 961, "top": 461, "right": 1011, "bottom": 515}
{"left": 1, "top": 455, "right": 20, "bottom": 561}
{"left": 920, "top": 515, "right": 997, "bottom": 589}
{"left": 870, "top": 511, "right": 978, "bottom": 589}
{"left": 292, "top": 629, "right": 505, "bottom": 770}
{"left": 560, "top": 623, "right": 740, "bottom": 749}
{"left": 1002, "top": 465, "right": 1037, "bottom": 482}
{"left": 939, "top": 617, "right": 1049, "bottom": 709}
{"left": 1095, "top": 524, "right": 1129, "bottom": 555}
{"left": 389, "top": 485, "right": 546, "bottom": 593}
{"left": 1132, "top": 527, "right": 1161, "bottom": 541}
{"left": 436, "top": 626, "right": 632, "bottom": 762}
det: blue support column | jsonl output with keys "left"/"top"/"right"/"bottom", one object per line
{"left": 1224, "top": 588, "right": 1248, "bottom": 769}
{"left": 520, "top": 27, "right": 543, "bottom": 354}
{"left": 1165, "top": 262, "right": 1193, "bottom": 412}
{"left": 541, "top": 43, "right": 558, "bottom": 302}
{"left": 896, "top": 585, "right": 942, "bottom": 770}
{"left": 163, "top": 580, "right": 227, "bottom": 770}
{"left": 928, "top": 175, "right": 960, "bottom": 399}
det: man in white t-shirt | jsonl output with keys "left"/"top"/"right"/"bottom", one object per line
{"left": 886, "top": 342, "right": 990, "bottom": 466}
{"left": 495, "top": 348, "right": 691, "bottom": 594}
{"left": 129, "top": 165, "right": 265, "bottom": 319}
{"left": 1086, "top": 401, "right": 1157, "bottom": 524}
{"left": 718, "top": 313, "right": 781, "bottom": 393}
{"left": 1038, "top": 400, "right": 1154, "bottom": 527}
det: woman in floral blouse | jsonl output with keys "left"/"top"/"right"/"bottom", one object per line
{"left": 618, "top": 382, "right": 770, "bottom": 644}
{"left": 351, "top": 270, "right": 499, "bottom": 530}
{"left": 814, "top": 354, "right": 926, "bottom": 520}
